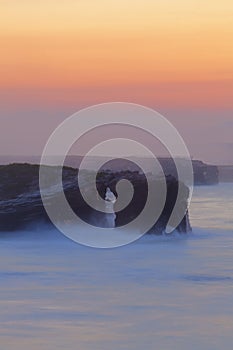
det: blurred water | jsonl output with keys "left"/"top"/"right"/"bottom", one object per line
{"left": 190, "top": 183, "right": 233, "bottom": 230}
{"left": 0, "top": 184, "right": 232, "bottom": 350}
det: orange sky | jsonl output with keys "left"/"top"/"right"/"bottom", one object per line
{"left": 0, "top": 0, "right": 232, "bottom": 107}
{"left": 0, "top": 0, "right": 232, "bottom": 163}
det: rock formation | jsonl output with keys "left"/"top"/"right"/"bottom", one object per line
{"left": 0, "top": 163, "right": 191, "bottom": 234}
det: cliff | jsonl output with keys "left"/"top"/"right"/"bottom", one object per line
{"left": 0, "top": 163, "right": 191, "bottom": 234}
{"left": 192, "top": 160, "right": 219, "bottom": 185}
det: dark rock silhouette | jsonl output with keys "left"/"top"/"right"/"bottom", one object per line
{"left": 0, "top": 163, "right": 191, "bottom": 233}
{"left": 192, "top": 160, "right": 219, "bottom": 185}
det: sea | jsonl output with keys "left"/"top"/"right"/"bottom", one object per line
{"left": 0, "top": 183, "right": 232, "bottom": 349}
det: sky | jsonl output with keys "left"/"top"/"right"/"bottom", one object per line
{"left": 0, "top": 0, "right": 232, "bottom": 164}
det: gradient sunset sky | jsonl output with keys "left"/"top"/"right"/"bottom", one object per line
{"left": 0, "top": 0, "right": 232, "bottom": 164}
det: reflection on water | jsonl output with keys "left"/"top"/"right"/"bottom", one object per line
{"left": 0, "top": 184, "right": 233, "bottom": 350}
{"left": 190, "top": 183, "right": 233, "bottom": 230}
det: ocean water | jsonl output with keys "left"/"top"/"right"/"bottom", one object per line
{"left": 0, "top": 184, "right": 233, "bottom": 350}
